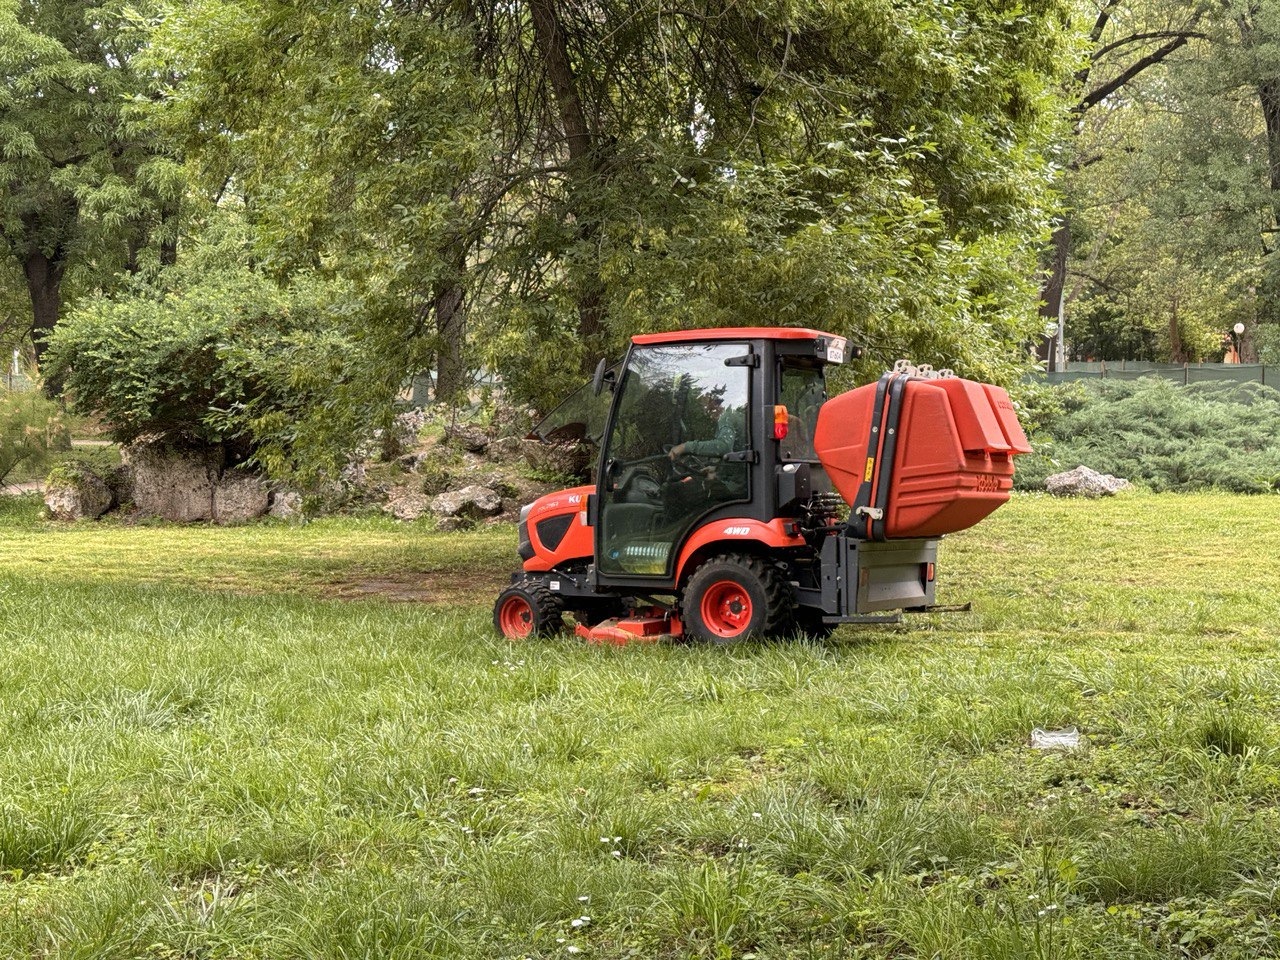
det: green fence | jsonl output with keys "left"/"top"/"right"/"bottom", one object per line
{"left": 1041, "top": 362, "right": 1272, "bottom": 385}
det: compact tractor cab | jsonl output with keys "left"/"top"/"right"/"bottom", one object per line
{"left": 494, "top": 327, "right": 1031, "bottom": 643}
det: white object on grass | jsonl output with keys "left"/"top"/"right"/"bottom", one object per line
{"left": 1031, "top": 727, "right": 1082, "bottom": 750}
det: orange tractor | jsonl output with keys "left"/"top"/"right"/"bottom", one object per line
{"left": 494, "top": 327, "right": 1031, "bottom": 643}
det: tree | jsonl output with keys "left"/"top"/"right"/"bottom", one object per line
{"left": 153, "top": 0, "right": 1077, "bottom": 414}
{"left": 1037, "top": 0, "right": 1207, "bottom": 369}
{"left": 0, "top": 0, "right": 182, "bottom": 371}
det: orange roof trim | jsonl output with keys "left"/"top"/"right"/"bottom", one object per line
{"left": 632, "top": 326, "right": 839, "bottom": 345}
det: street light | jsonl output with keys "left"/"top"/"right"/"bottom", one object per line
{"left": 1231, "top": 322, "right": 1245, "bottom": 363}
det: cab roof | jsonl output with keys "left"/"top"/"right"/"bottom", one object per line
{"left": 631, "top": 326, "right": 839, "bottom": 345}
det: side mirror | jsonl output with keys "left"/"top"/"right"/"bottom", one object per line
{"left": 592, "top": 358, "right": 616, "bottom": 396}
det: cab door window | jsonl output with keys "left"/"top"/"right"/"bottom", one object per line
{"left": 598, "top": 343, "right": 751, "bottom": 577}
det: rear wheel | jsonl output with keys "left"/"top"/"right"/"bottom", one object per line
{"left": 681, "top": 554, "right": 794, "bottom": 643}
{"left": 494, "top": 581, "right": 564, "bottom": 639}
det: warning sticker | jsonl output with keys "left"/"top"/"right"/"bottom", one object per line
{"left": 864, "top": 457, "right": 875, "bottom": 482}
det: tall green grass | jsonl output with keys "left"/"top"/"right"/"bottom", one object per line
{"left": 1, "top": 492, "right": 1280, "bottom": 956}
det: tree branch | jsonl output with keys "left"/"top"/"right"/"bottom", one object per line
{"left": 1078, "top": 30, "right": 1199, "bottom": 112}
{"left": 1094, "top": 29, "right": 1210, "bottom": 60}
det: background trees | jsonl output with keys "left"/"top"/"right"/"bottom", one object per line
{"left": 0, "top": 0, "right": 181, "bottom": 370}
{"left": 16, "top": 0, "right": 1076, "bottom": 474}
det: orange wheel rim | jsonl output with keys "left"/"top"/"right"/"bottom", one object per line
{"left": 499, "top": 595, "right": 534, "bottom": 638}
{"left": 700, "top": 580, "right": 752, "bottom": 638}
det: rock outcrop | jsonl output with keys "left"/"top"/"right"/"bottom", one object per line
{"left": 44, "top": 470, "right": 113, "bottom": 521}
{"left": 1045, "top": 465, "right": 1132, "bottom": 498}
{"left": 121, "top": 443, "right": 271, "bottom": 523}
{"left": 430, "top": 484, "right": 502, "bottom": 520}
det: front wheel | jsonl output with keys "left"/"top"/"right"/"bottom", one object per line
{"left": 681, "top": 554, "right": 794, "bottom": 643}
{"left": 494, "top": 581, "right": 564, "bottom": 639}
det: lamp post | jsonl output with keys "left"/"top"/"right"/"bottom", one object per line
{"left": 1232, "top": 322, "right": 1245, "bottom": 364}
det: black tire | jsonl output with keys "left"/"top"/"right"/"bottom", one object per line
{"left": 680, "top": 553, "right": 795, "bottom": 643}
{"left": 493, "top": 580, "right": 565, "bottom": 639}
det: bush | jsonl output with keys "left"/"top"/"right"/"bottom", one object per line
{"left": 1016, "top": 378, "right": 1280, "bottom": 493}
{"left": 47, "top": 268, "right": 401, "bottom": 486}
{"left": 0, "top": 392, "right": 68, "bottom": 485}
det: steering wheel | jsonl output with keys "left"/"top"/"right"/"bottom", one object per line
{"left": 668, "top": 450, "right": 716, "bottom": 481}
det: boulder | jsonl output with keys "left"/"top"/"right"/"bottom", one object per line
{"left": 124, "top": 444, "right": 221, "bottom": 522}
{"left": 1045, "top": 465, "right": 1132, "bottom": 499}
{"left": 44, "top": 470, "right": 112, "bottom": 521}
{"left": 212, "top": 469, "right": 269, "bottom": 524}
{"left": 396, "top": 451, "right": 428, "bottom": 473}
{"left": 430, "top": 484, "right": 502, "bottom": 520}
{"left": 384, "top": 489, "right": 433, "bottom": 521}
{"left": 269, "top": 490, "right": 304, "bottom": 520}
{"left": 445, "top": 424, "right": 490, "bottom": 454}
{"left": 435, "top": 515, "right": 473, "bottom": 533}
{"left": 487, "top": 436, "right": 525, "bottom": 461}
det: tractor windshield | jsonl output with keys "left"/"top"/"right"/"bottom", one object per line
{"left": 597, "top": 342, "right": 752, "bottom": 577}
{"left": 530, "top": 370, "right": 615, "bottom": 446}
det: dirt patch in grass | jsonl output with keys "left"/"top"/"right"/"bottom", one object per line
{"left": 323, "top": 569, "right": 509, "bottom": 604}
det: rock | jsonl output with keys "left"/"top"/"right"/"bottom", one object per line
{"left": 212, "top": 469, "right": 269, "bottom": 524}
{"left": 384, "top": 489, "right": 433, "bottom": 521}
{"left": 521, "top": 438, "right": 592, "bottom": 480}
{"left": 1045, "top": 465, "right": 1133, "bottom": 499}
{"left": 445, "top": 424, "right": 490, "bottom": 453}
{"left": 487, "top": 436, "right": 524, "bottom": 461}
{"left": 396, "top": 451, "right": 428, "bottom": 472}
{"left": 104, "top": 465, "right": 133, "bottom": 507}
{"left": 430, "top": 484, "right": 502, "bottom": 519}
{"left": 44, "top": 469, "right": 112, "bottom": 521}
{"left": 435, "top": 516, "right": 473, "bottom": 533}
{"left": 269, "top": 490, "right": 304, "bottom": 520}
{"left": 123, "top": 443, "right": 221, "bottom": 522}
{"left": 375, "top": 409, "right": 429, "bottom": 461}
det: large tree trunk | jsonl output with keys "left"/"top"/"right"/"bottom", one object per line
{"left": 23, "top": 247, "right": 66, "bottom": 375}
{"left": 434, "top": 279, "right": 467, "bottom": 403}
{"left": 1037, "top": 219, "right": 1070, "bottom": 371}
{"left": 528, "top": 0, "right": 608, "bottom": 369}
{"left": 159, "top": 202, "right": 179, "bottom": 267}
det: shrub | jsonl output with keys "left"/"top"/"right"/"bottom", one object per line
{"left": 0, "top": 392, "right": 68, "bottom": 485}
{"left": 1016, "top": 378, "right": 1280, "bottom": 493}
{"left": 47, "top": 268, "right": 401, "bottom": 486}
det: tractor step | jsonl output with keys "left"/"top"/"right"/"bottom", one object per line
{"left": 574, "top": 614, "right": 683, "bottom": 646}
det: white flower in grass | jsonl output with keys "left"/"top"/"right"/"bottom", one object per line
{"left": 577, "top": 895, "right": 590, "bottom": 903}
{"left": 611, "top": 850, "right": 622, "bottom": 858}
{"left": 468, "top": 787, "right": 486, "bottom": 796}
{"left": 447, "top": 777, "right": 458, "bottom": 784}
{"left": 571, "top": 916, "right": 590, "bottom": 928}
{"left": 751, "top": 812, "right": 762, "bottom": 819}
{"left": 566, "top": 947, "right": 583, "bottom": 955}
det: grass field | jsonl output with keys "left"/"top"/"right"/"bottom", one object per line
{"left": 2, "top": 492, "right": 1280, "bottom": 958}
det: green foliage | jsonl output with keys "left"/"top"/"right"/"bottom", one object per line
{"left": 1017, "top": 378, "right": 1280, "bottom": 492}
{"left": 0, "top": 0, "right": 182, "bottom": 348}
{"left": 0, "top": 391, "right": 66, "bottom": 485}
{"left": 147, "top": 0, "right": 1076, "bottom": 413}
{"left": 47, "top": 238, "right": 398, "bottom": 484}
